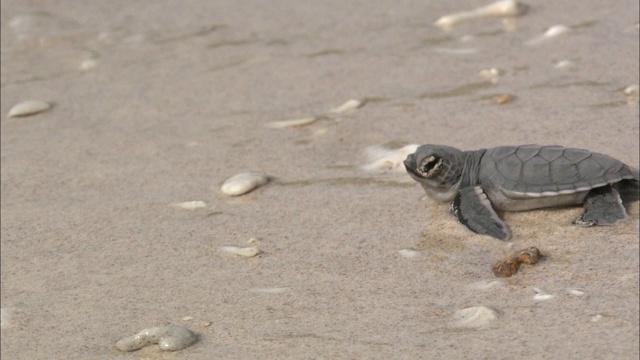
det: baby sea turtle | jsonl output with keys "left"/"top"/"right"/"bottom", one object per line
{"left": 404, "top": 144, "right": 639, "bottom": 240}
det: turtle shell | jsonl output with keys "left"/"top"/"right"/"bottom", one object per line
{"left": 478, "top": 145, "right": 637, "bottom": 198}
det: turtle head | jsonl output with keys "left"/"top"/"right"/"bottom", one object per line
{"left": 403, "top": 144, "right": 465, "bottom": 201}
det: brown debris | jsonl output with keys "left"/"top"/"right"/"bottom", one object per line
{"left": 492, "top": 246, "right": 543, "bottom": 277}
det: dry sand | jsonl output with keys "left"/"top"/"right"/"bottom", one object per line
{"left": 1, "top": 0, "right": 639, "bottom": 358}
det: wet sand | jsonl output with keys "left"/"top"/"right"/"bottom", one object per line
{"left": 1, "top": 0, "right": 639, "bottom": 358}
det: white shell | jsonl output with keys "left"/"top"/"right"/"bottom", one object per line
{"left": 116, "top": 325, "right": 197, "bottom": 352}
{"left": 532, "top": 287, "right": 556, "bottom": 301}
{"left": 220, "top": 172, "right": 269, "bottom": 196}
{"left": 398, "top": 248, "right": 421, "bottom": 259}
{"left": 590, "top": 314, "right": 603, "bottom": 322}
{"left": 331, "top": 99, "right": 363, "bottom": 113}
{"left": 453, "top": 306, "right": 499, "bottom": 328}
{"left": 79, "top": 59, "right": 98, "bottom": 71}
{"left": 435, "top": 0, "right": 528, "bottom": 30}
{"left": 7, "top": 100, "right": 51, "bottom": 117}
{"left": 567, "top": 289, "right": 585, "bottom": 296}
{"left": 219, "top": 245, "right": 261, "bottom": 257}
{"left": 265, "top": 117, "right": 317, "bottom": 129}
{"left": 543, "top": 25, "right": 570, "bottom": 37}
{"left": 526, "top": 25, "right": 570, "bottom": 46}
{"left": 175, "top": 201, "right": 207, "bottom": 210}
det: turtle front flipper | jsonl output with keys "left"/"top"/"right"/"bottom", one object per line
{"left": 450, "top": 186, "right": 512, "bottom": 240}
{"left": 573, "top": 185, "right": 628, "bottom": 226}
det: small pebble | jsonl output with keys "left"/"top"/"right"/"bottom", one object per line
{"left": 492, "top": 246, "right": 543, "bottom": 277}
{"left": 516, "top": 247, "right": 542, "bottom": 264}
{"left": 116, "top": 325, "right": 198, "bottom": 352}
{"left": 526, "top": 24, "right": 570, "bottom": 45}
{"left": 590, "top": 314, "right": 603, "bottom": 322}
{"left": 492, "top": 258, "right": 520, "bottom": 277}
{"left": 624, "top": 84, "right": 639, "bottom": 103}
{"left": 493, "top": 93, "right": 516, "bottom": 104}
{"left": 265, "top": 117, "right": 317, "bottom": 129}
{"left": 453, "top": 306, "right": 499, "bottom": 328}
{"left": 568, "top": 289, "right": 585, "bottom": 296}
{"left": 554, "top": 60, "right": 575, "bottom": 69}
{"left": 220, "top": 172, "right": 269, "bottom": 196}
{"left": 7, "top": 100, "right": 51, "bottom": 117}
{"left": 175, "top": 201, "right": 207, "bottom": 210}
{"left": 219, "top": 245, "right": 262, "bottom": 257}
{"left": 435, "top": 0, "right": 529, "bottom": 30}
{"left": 479, "top": 68, "right": 503, "bottom": 83}
{"left": 398, "top": 248, "right": 421, "bottom": 259}
{"left": 330, "top": 99, "right": 363, "bottom": 113}
{"left": 532, "top": 287, "right": 556, "bottom": 301}
{"left": 182, "top": 316, "right": 194, "bottom": 321}
{"left": 79, "top": 59, "right": 98, "bottom": 71}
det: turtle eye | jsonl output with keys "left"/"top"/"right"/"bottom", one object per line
{"left": 419, "top": 155, "right": 442, "bottom": 177}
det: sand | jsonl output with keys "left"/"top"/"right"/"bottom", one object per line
{"left": 1, "top": 0, "right": 638, "bottom": 358}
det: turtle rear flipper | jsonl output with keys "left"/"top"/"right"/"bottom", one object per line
{"left": 450, "top": 186, "right": 511, "bottom": 240}
{"left": 573, "top": 185, "right": 628, "bottom": 226}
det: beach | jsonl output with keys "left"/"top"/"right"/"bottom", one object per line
{"left": 1, "top": 0, "right": 639, "bottom": 358}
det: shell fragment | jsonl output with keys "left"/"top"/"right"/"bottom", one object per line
{"left": 220, "top": 172, "right": 269, "bottom": 196}
{"left": 116, "top": 325, "right": 198, "bottom": 352}
{"left": 8, "top": 100, "right": 51, "bottom": 117}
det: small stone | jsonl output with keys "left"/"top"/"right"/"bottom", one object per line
{"left": 219, "top": 245, "right": 262, "bottom": 257}
{"left": 8, "top": 100, "right": 51, "bottom": 117}
{"left": 492, "top": 257, "right": 520, "bottom": 277}
{"left": 331, "top": 99, "right": 364, "bottom": 113}
{"left": 220, "top": 172, "right": 269, "bottom": 196}
{"left": 453, "top": 306, "right": 499, "bottom": 328}
{"left": 116, "top": 325, "right": 198, "bottom": 352}
{"left": 516, "top": 246, "right": 543, "bottom": 264}
{"left": 493, "top": 93, "right": 516, "bottom": 105}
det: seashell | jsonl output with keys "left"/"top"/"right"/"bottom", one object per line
{"left": 567, "top": 289, "right": 585, "bottom": 296}
{"left": 7, "top": 100, "right": 51, "bottom": 118}
{"left": 453, "top": 306, "right": 499, "bottom": 328}
{"left": 220, "top": 172, "right": 269, "bottom": 196}
{"left": 479, "top": 68, "right": 504, "bottom": 83}
{"left": 398, "top": 248, "right": 421, "bottom": 259}
{"left": 175, "top": 201, "right": 207, "bottom": 210}
{"left": 435, "top": 0, "right": 529, "bottom": 30}
{"left": 182, "top": 316, "right": 194, "bottom": 321}
{"left": 79, "top": 59, "right": 98, "bottom": 71}
{"left": 331, "top": 99, "right": 364, "bottom": 113}
{"left": 624, "top": 84, "right": 639, "bottom": 103}
{"left": 543, "top": 25, "right": 570, "bottom": 37}
{"left": 116, "top": 325, "right": 198, "bottom": 352}
{"left": 219, "top": 245, "right": 261, "bottom": 257}
{"left": 265, "top": 117, "right": 317, "bottom": 129}
{"left": 532, "top": 287, "right": 556, "bottom": 301}
{"left": 526, "top": 25, "right": 570, "bottom": 46}
{"left": 554, "top": 60, "right": 575, "bottom": 69}
{"left": 590, "top": 314, "right": 603, "bottom": 322}
{"left": 493, "top": 93, "right": 516, "bottom": 105}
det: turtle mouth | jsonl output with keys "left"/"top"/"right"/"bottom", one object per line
{"left": 403, "top": 155, "right": 421, "bottom": 177}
